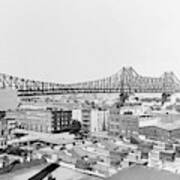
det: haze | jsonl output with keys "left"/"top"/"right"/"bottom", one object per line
{"left": 0, "top": 0, "right": 180, "bottom": 83}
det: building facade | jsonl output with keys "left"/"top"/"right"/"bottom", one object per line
{"left": 51, "top": 109, "right": 72, "bottom": 133}
{"left": 139, "top": 113, "right": 180, "bottom": 140}
{"left": 11, "top": 108, "right": 72, "bottom": 133}
{"left": 108, "top": 103, "right": 121, "bottom": 137}
{"left": 91, "top": 109, "right": 109, "bottom": 133}
{"left": 0, "top": 111, "right": 8, "bottom": 147}
{"left": 109, "top": 103, "right": 139, "bottom": 137}
{"left": 139, "top": 125, "right": 180, "bottom": 140}
{"left": 72, "top": 108, "right": 109, "bottom": 134}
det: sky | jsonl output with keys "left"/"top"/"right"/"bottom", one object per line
{"left": 0, "top": 0, "right": 180, "bottom": 83}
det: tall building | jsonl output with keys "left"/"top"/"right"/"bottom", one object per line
{"left": 109, "top": 103, "right": 139, "bottom": 137}
{"left": 81, "top": 109, "right": 91, "bottom": 133}
{"left": 72, "top": 108, "right": 109, "bottom": 134}
{"left": 91, "top": 109, "right": 109, "bottom": 133}
{"left": 108, "top": 103, "right": 121, "bottom": 136}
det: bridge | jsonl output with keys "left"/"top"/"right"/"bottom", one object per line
{"left": 0, "top": 67, "right": 180, "bottom": 96}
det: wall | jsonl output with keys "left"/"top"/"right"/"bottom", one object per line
{"left": 170, "top": 129, "right": 180, "bottom": 139}
{"left": 0, "top": 89, "right": 18, "bottom": 111}
{"left": 119, "top": 115, "right": 139, "bottom": 137}
{"left": 139, "top": 126, "right": 170, "bottom": 140}
{"left": 72, "top": 109, "right": 82, "bottom": 122}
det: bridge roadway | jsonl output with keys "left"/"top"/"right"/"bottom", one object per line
{"left": 17, "top": 87, "right": 177, "bottom": 96}
{"left": 1, "top": 67, "right": 180, "bottom": 96}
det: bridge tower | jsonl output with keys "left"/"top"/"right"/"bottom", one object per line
{"left": 161, "top": 72, "right": 175, "bottom": 105}
{"left": 119, "top": 67, "right": 131, "bottom": 106}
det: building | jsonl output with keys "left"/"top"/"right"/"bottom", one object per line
{"left": 51, "top": 109, "right": 72, "bottom": 133}
{"left": 160, "top": 150, "right": 175, "bottom": 162}
{"left": 81, "top": 109, "right": 91, "bottom": 133}
{"left": 72, "top": 109, "right": 82, "bottom": 122}
{"left": 109, "top": 103, "right": 139, "bottom": 137}
{"left": 108, "top": 103, "right": 121, "bottom": 137}
{"left": 72, "top": 108, "right": 109, "bottom": 134}
{"left": 147, "top": 141, "right": 177, "bottom": 168}
{"left": 6, "top": 110, "right": 18, "bottom": 132}
{"left": 0, "top": 110, "right": 20, "bottom": 147}
{"left": 11, "top": 108, "right": 72, "bottom": 133}
{"left": 138, "top": 112, "right": 180, "bottom": 140}
{"left": 0, "top": 111, "right": 8, "bottom": 148}
{"left": 91, "top": 109, "right": 109, "bottom": 133}
{"left": 139, "top": 118, "right": 180, "bottom": 140}
{"left": 0, "top": 89, "right": 18, "bottom": 148}
{"left": 75, "top": 157, "right": 92, "bottom": 170}
{"left": 139, "top": 125, "right": 180, "bottom": 140}
{"left": 119, "top": 113, "right": 139, "bottom": 137}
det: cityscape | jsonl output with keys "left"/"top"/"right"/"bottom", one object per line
{"left": 0, "top": 68, "right": 180, "bottom": 179}
{"left": 1, "top": 0, "right": 180, "bottom": 179}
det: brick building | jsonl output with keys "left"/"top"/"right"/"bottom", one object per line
{"left": 109, "top": 103, "right": 139, "bottom": 137}
{"left": 51, "top": 109, "right": 72, "bottom": 133}
{"left": 12, "top": 108, "right": 72, "bottom": 133}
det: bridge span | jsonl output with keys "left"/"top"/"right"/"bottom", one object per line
{"left": 0, "top": 67, "right": 180, "bottom": 96}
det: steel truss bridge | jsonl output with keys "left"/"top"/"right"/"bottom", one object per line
{"left": 0, "top": 67, "right": 180, "bottom": 96}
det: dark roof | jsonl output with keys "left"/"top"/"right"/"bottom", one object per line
{"left": 107, "top": 166, "right": 180, "bottom": 180}
{"left": 28, "top": 163, "right": 59, "bottom": 180}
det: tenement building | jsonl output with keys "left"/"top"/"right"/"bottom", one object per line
{"left": 109, "top": 102, "right": 139, "bottom": 137}
{"left": 12, "top": 108, "right": 72, "bottom": 133}
{"left": 51, "top": 109, "right": 72, "bottom": 133}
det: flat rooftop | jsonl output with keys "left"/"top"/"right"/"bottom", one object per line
{"left": 139, "top": 113, "right": 180, "bottom": 131}
{"left": 108, "top": 166, "right": 180, "bottom": 180}
{"left": 140, "top": 121, "right": 180, "bottom": 131}
{"left": 12, "top": 129, "right": 75, "bottom": 145}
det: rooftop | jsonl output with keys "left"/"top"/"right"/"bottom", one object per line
{"left": 140, "top": 122, "right": 180, "bottom": 131}
{"left": 11, "top": 129, "right": 75, "bottom": 145}
{"left": 139, "top": 113, "right": 180, "bottom": 131}
{"left": 107, "top": 166, "right": 180, "bottom": 180}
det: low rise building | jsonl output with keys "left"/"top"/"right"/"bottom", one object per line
{"left": 148, "top": 141, "right": 176, "bottom": 168}
{"left": 5, "top": 110, "right": 18, "bottom": 135}
{"left": 139, "top": 120, "right": 180, "bottom": 140}
{"left": 160, "top": 150, "right": 175, "bottom": 162}
{"left": 0, "top": 111, "right": 8, "bottom": 148}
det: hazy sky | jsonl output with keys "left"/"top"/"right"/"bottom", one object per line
{"left": 0, "top": 0, "right": 180, "bottom": 83}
